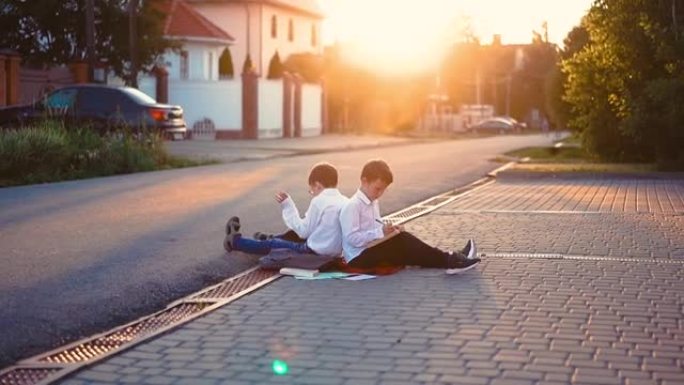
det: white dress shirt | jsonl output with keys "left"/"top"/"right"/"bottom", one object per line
{"left": 339, "top": 189, "right": 385, "bottom": 262}
{"left": 280, "top": 188, "right": 349, "bottom": 256}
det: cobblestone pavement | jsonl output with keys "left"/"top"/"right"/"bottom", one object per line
{"left": 59, "top": 175, "right": 684, "bottom": 385}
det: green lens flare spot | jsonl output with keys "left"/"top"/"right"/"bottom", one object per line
{"left": 272, "top": 359, "right": 289, "bottom": 375}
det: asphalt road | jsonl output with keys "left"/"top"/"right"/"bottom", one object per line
{"left": 0, "top": 133, "right": 554, "bottom": 368}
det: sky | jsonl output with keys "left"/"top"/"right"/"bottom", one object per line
{"left": 319, "top": 0, "right": 594, "bottom": 74}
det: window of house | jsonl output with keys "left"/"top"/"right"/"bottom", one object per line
{"left": 271, "top": 15, "right": 277, "bottom": 38}
{"left": 207, "top": 51, "right": 214, "bottom": 80}
{"left": 311, "top": 24, "right": 317, "bottom": 47}
{"left": 288, "top": 19, "right": 294, "bottom": 42}
{"left": 180, "top": 51, "right": 189, "bottom": 80}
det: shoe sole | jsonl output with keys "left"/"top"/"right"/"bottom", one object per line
{"left": 223, "top": 236, "right": 232, "bottom": 252}
{"left": 445, "top": 261, "right": 479, "bottom": 275}
{"left": 224, "top": 217, "right": 240, "bottom": 252}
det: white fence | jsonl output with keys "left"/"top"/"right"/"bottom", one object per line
{"left": 168, "top": 79, "right": 242, "bottom": 133}
{"left": 131, "top": 75, "right": 322, "bottom": 139}
{"left": 301, "top": 83, "right": 322, "bottom": 137}
{"left": 258, "top": 79, "right": 284, "bottom": 138}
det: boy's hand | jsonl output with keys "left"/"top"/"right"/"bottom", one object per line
{"left": 275, "top": 191, "right": 289, "bottom": 203}
{"left": 382, "top": 223, "right": 401, "bottom": 236}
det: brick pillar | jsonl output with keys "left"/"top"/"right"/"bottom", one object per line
{"left": 242, "top": 70, "right": 258, "bottom": 139}
{"left": 282, "top": 72, "right": 293, "bottom": 138}
{"left": 6, "top": 52, "right": 21, "bottom": 105}
{"left": 0, "top": 54, "right": 6, "bottom": 107}
{"left": 153, "top": 65, "right": 169, "bottom": 103}
{"left": 293, "top": 74, "right": 302, "bottom": 137}
{"left": 69, "top": 61, "right": 89, "bottom": 84}
{"left": 320, "top": 77, "right": 328, "bottom": 134}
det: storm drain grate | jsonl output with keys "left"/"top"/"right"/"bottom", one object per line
{"left": 0, "top": 367, "right": 61, "bottom": 385}
{"left": 38, "top": 302, "right": 210, "bottom": 364}
{"left": 385, "top": 206, "right": 432, "bottom": 222}
{"left": 483, "top": 252, "right": 684, "bottom": 264}
{"left": 420, "top": 196, "right": 453, "bottom": 207}
{"left": 190, "top": 268, "right": 279, "bottom": 300}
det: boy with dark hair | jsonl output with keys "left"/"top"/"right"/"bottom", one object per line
{"left": 340, "top": 159, "right": 480, "bottom": 274}
{"left": 224, "top": 162, "right": 348, "bottom": 256}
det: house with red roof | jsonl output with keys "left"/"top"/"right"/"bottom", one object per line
{"left": 132, "top": 0, "right": 325, "bottom": 139}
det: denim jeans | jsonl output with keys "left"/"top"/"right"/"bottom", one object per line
{"left": 233, "top": 234, "right": 312, "bottom": 255}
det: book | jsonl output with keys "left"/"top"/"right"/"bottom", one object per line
{"left": 279, "top": 267, "right": 319, "bottom": 278}
{"left": 365, "top": 229, "right": 401, "bottom": 248}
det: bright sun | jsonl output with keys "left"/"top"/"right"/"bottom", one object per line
{"left": 321, "top": 0, "right": 593, "bottom": 75}
{"left": 322, "top": 0, "right": 456, "bottom": 74}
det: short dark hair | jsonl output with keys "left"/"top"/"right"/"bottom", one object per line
{"left": 308, "top": 162, "right": 338, "bottom": 187}
{"left": 361, "top": 159, "right": 393, "bottom": 185}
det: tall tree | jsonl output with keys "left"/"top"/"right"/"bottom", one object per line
{"left": 562, "top": 0, "right": 684, "bottom": 167}
{"left": 0, "top": 0, "right": 173, "bottom": 85}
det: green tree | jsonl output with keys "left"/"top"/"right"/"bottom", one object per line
{"left": 562, "top": 0, "right": 684, "bottom": 167}
{"left": 242, "top": 53, "right": 254, "bottom": 74}
{"left": 284, "top": 52, "right": 324, "bottom": 83}
{"left": 545, "top": 24, "right": 590, "bottom": 130}
{"left": 0, "top": 0, "right": 173, "bottom": 84}
{"left": 267, "top": 51, "right": 284, "bottom": 79}
{"left": 218, "top": 48, "right": 234, "bottom": 78}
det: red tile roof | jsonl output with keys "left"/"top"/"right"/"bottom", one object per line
{"left": 160, "top": 0, "right": 234, "bottom": 42}
{"left": 185, "top": 0, "right": 324, "bottom": 19}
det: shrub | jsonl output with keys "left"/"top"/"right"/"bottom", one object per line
{"left": 0, "top": 121, "right": 178, "bottom": 187}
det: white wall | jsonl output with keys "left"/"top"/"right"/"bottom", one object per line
{"left": 258, "top": 79, "right": 284, "bottom": 138}
{"left": 195, "top": 2, "right": 321, "bottom": 78}
{"left": 300, "top": 83, "right": 322, "bottom": 137}
{"left": 194, "top": 3, "right": 260, "bottom": 76}
{"left": 167, "top": 79, "right": 242, "bottom": 131}
{"left": 260, "top": 5, "right": 323, "bottom": 75}
{"left": 162, "top": 42, "right": 225, "bottom": 81}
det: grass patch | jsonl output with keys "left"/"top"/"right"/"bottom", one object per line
{"left": 512, "top": 162, "right": 658, "bottom": 174}
{"left": 504, "top": 142, "right": 660, "bottom": 174}
{"left": 0, "top": 121, "right": 211, "bottom": 187}
{"left": 505, "top": 146, "right": 594, "bottom": 162}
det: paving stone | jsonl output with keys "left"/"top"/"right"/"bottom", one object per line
{"left": 57, "top": 176, "right": 684, "bottom": 385}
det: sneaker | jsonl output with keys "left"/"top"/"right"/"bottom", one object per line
{"left": 223, "top": 217, "right": 241, "bottom": 252}
{"left": 445, "top": 251, "right": 481, "bottom": 275}
{"left": 226, "top": 216, "right": 241, "bottom": 234}
{"left": 460, "top": 239, "right": 477, "bottom": 259}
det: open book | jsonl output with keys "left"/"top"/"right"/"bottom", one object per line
{"left": 279, "top": 267, "right": 319, "bottom": 278}
{"left": 365, "top": 229, "right": 401, "bottom": 248}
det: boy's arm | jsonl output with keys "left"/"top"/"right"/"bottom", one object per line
{"left": 340, "top": 203, "right": 383, "bottom": 248}
{"left": 280, "top": 196, "right": 319, "bottom": 239}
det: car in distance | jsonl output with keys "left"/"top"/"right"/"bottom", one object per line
{"left": 468, "top": 117, "right": 520, "bottom": 134}
{"left": 0, "top": 84, "right": 187, "bottom": 140}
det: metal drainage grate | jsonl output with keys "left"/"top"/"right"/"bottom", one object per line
{"left": 385, "top": 206, "right": 432, "bottom": 223}
{"left": 38, "top": 302, "right": 210, "bottom": 364}
{"left": 420, "top": 196, "right": 453, "bottom": 207}
{"left": 483, "top": 253, "right": 684, "bottom": 264}
{"left": 190, "top": 268, "right": 279, "bottom": 300}
{"left": 0, "top": 367, "right": 61, "bottom": 385}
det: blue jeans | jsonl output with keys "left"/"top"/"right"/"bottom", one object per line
{"left": 233, "top": 234, "right": 312, "bottom": 255}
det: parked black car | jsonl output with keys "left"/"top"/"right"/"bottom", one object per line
{"left": 0, "top": 84, "right": 187, "bottom": 140}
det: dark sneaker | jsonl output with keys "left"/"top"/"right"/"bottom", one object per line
{"left": 223, "top": 217, "right": 241, "bottom": 252}
{"left": 445, "top": 251, "right": 481, "bottom": 275}
{"left": 460, "top": 239, "right": 477, "bottom": 259}
{"left": 226, "top": 216, "right": 240, "bottom": 234}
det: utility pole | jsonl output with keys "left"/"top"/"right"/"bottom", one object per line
{"left": 128, "top": 0, "right": 139, "bottom": 87}
{"left": 85, "top": 0, "right": 95, "bottom": 82}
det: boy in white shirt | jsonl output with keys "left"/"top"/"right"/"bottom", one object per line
{"left": 339, "top": 159, "right": 480, "bottom": 274}
{"left": 224, "top": 162, "right": 348, "bottom": 256}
